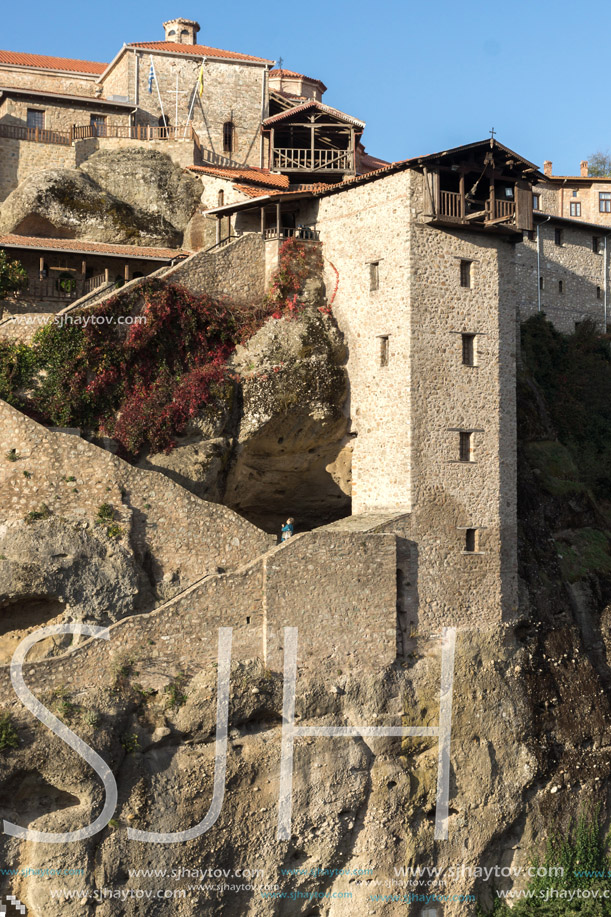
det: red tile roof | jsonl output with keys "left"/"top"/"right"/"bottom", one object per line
{"left": 262, "top": 99, "right": 365, "bottom": 128}
{"left": 0, "top": 234, "right": 188, "bottom": 260}
{"left": 129, "top": 42, "right": 273, "bottom": 64}
{"left": 187, "top": 164, "right": 290, "bottom": 189}
{"left": 0, "top": 50, "right": 106, "bottom": 74}
{"left": 269, "top": 69, "right": 327, "bottom": 91}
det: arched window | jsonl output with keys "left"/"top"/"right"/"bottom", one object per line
{"left": 168, "top": 29, "right": 176, "bottom": 36}
{"left": 218, "top": 190, "right": 225, "bottom": 206}
{"left": 223, "top": 121, "right": 234, "bottom": 154}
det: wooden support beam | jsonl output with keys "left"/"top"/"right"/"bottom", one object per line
{"left": 104, "top": 267, "right": 110, "bottom": 283}
{"left": 81, "top": 259, "right": 87, "bottom": 276}
{"left": 276, "top": 201, "right": 281, "bottom": 236}
{"left": 124, "top": 263, "right": 130, "bottom": 282}
{"left": 261, "top": 206, "right": 265, "bottom": 234}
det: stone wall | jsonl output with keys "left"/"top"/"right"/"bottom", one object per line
{"left": 0, "top": 97, "right": 129, "bottom": 134}
{"left": 0, "top": 402, "right": 273, "bottom": 597}
{"left": 514, "top": 221, "right": 607, "bottom": 333}
{"left": 535, "top": 179, "right": 611, "bottom": 227}
{"left": 0, "top": 65, "right": 100, "bottom": 97}
{"left": 0, "top": 136, "right": 77, "bottom": 201}
{"left": 0, "top": 529, "right": 397, "bottom": 705}
{"left": 102, "top": 51, "right": 267, "bottom": 167}
{"left": 167, "top": 233, "right": 266, "bottom": 302}
{"left": 306, "top": 167, "right": 519, "bottom": 630}
{"left": 314, "top": 170, "right": 414, "bottom": 514}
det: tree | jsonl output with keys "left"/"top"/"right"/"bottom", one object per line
{"left": 0, "top": 251, "right": 27, "bottom": 299}
{"left": 587, "top": 150, "right": 611, "bottom": 177}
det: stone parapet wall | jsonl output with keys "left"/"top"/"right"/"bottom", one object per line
{"left": 0, "top": 136, "right": 77, "bottom": 201}
{"left": 0, "top": 529, "right": 397, "bottom": 704}
{"left": 0, "top": 401, "right": 273, "bottom": 595}
{"left": 167, "top": 233, "right": 266, "bottom": 302}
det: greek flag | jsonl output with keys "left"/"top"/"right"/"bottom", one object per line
{"left": 148, "top": 61, "right": 154, "bottom": 94}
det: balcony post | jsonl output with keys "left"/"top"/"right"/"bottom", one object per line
{"left": 260, "top": 206, "right": 265, "bottom": 236}
{"left": 459, "top": 173, "right": 465, "bottom": 220}
{"left": 276, "top": 201, "right": 281, "bottom": 239}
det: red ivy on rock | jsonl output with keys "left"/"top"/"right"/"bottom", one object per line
{"left": 23, "top": 239, "right": 320, "bottom": 455}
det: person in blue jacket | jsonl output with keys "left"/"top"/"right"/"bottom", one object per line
{"left": 280, "top": 518, "right": 295, "bottom": 542}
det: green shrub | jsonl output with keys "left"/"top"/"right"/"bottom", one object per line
{"left": 0, "top": 713, "right": 19, "bottom": 751}
{"left": 95, "top": 503, "right": 114, "bottom": 524}
{"left": 121, "top": 733, "right": 139, "bottom": 754}
{"left": 164, "top": 673, "right": 188, "bottom": 710}
{"left": 24, "top": 503, "right": 51, "bottom": 525}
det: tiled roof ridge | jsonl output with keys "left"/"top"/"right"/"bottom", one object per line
{"left": 269, "top": 68, "right": 326, "bottom": 88}
{"left": 0, "top": 233, "right": 188, "bottom": 259}
{"left": 0, "top": 49, "right": 107, "bottom": 74}
{"left": 262, "top": 99, "right": 365, "bottom": 128}
{"left": 128, "top": 41, "right": 273, "bottom": 64}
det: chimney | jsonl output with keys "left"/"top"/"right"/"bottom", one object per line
{"left": 163, "top": 18, "right": 200, "bottom": 44}
{"left": 543, "top": 160, "right": 553, "bottom": 177}
{"left": 580, "top": 160, "right": 589, "bottom": 177}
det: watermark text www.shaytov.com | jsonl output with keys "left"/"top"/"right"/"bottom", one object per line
{"left": 5, "top": 314, "right": 147, "bottom": 328}
{"left": 5, "top": 624, "right": 456, "bottom": 844}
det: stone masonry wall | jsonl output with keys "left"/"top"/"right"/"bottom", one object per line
{"left": 0, "top": 66, "right": 100, "bottom": 97}
{"left": 514, "top": 221, "right": 607, "bottom": 333}
{"left": 0, "top": 402, "right": 273, "bottom": 597}
{"left": 0, "top": 530, "right": 397, "bottom": 707}
{"left": 0, "top": 97, "right": 130, "bottom": 134}
{"left": 168, "top": 232, "right": 266, "bottom": 302}
{"left": 405, "top": 177, "right": 518, "bottom": 629}
{"left": 314, "top": 170, "right": 413, "bottom": 514}
{"left": 103, "top": 51, "right": 266, "bottom": 167}
{"left": 0, "top": 136, "right": 77, "bottom": 201}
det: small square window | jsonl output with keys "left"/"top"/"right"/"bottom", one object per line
{"left": 533, "top": 193, "right": 541, "bottom": 210}
{"left": 462, "top": 333, "right": 475, "bottom": 366}
{"left": 524, "top": 229, "right": 535, "bottom": 241}
{"left": 539, "top": 276, "right": 544, "bottom": 291}
{"left": 459, "top": 431, "right": 472, "bottom": 462}
{"left": 572, "top": 190, "right": 578, "bottom": 198}
{"left": 465, "top": 528, "right": 477, "bottom": 553}
{"left": 559, "top": 280, "right": 564, "bottom": 294}
{"left": 570, "top": 202, "right": 581, "bottom": 217}
{"left": 554, "top": 228, "right": 563, "bottom": 246}
{"left": 460, "top": 260, "right": 472, "bottom": 288}
{"left": 593, "top": 236, "right": 601, "bottom": 253}
{"left": 597, "top": 286, "right": 602, "bottom": 299}
{"left": 600, "top": 192, "right": 611, "bottom": 213}
{"left": 370, "top": 261, "right": 379, "bottom": 291}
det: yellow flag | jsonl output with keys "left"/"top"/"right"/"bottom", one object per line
{"left": 197, "top": 62, "right": 204, "bottom": 98}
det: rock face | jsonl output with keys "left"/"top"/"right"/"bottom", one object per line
{"left": 0, "top": 167, "right": 185, "bottom": 247}
{"left": 143, "top": 306, "right": 352, "bottom": 532}
{"left": 0, "top": 518, "right": 139, "bottom": 664}
{"left": 79, "top": 148, "right": 202, "bottom": 235}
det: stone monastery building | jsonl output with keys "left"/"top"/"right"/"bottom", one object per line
{"left": 1, "top": 18, "right": 610, "bottom": 636}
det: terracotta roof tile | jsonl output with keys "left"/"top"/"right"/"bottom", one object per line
{"left": 187, "top": 164, "right": 290, "bottom": 189}
{"left": 129, "top": 42, "right": 273, "bottom": 64}
{"left": 269, "top": 69, "right": 327, "bottom": 91}
{"left": 0, "top": 50, "right": 106, "bottom": 74}
{"left": 0, "top": 234, "right": 188, "bottom": 260}
{"left": 262, "top": 99, "right": 365, "bottom": 128}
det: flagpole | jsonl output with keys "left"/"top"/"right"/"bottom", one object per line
{"left": 183, "top": 57, "right": 205, "bottom": 137}
{"left": 150, "top": 55, "right": 166, "bottom": 131}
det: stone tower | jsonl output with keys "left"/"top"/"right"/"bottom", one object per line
{"left": 162, "top": 18, "right": 201, "bottom": 44}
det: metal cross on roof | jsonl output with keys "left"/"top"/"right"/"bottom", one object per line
{"left": 489, "top": 127, "right": 497, "bottom": 140}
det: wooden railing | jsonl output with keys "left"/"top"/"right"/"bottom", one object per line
{"left": 26, "top": 278, "right": 85, "bottom": 301}
{"left": 272, "top": 147, "right": 353, "bottom": 172}
{"left": 0, "top": 123, "right": 71, "bottom": 146}
{"left": 0, "top": 121, "right": 204, "bottom": 147}
{"left": 494, "top": 199, "right": 515, "bottom": 220}
{"left": 263, "top": 227, "right": 320, "bottom": 241}
{"left": 83, "top": 273, "right": 108, "bottom": 294}
{"left": 439, "top": 190, "right": 462, "bottom": 219}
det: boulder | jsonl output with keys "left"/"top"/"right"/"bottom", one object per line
{"left": 79, "top": 148, "right": 201, "bottom": 234}
{"left": 0, "top": 169, "right": 182, "bottom": 246}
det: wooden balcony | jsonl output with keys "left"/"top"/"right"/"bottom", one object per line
{"left": 437, "top": 191, "right": 516, "bottom": 225}
{"left": 263, "top": 227, "right": 320, "bottom": 241}
{"left": 271, "top": 147, "right": 353, "bottom": 172}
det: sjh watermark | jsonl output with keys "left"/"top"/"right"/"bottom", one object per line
{"left": 5, "top": 623, "right": 456, "bottom": 845}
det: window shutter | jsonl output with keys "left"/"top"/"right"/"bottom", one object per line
{"left": 515, "top": 181, "right": 533, "bottom": 231}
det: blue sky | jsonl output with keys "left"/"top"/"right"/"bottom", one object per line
{"left": 2, "top": 0, "right": 604, "bottom": 174}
